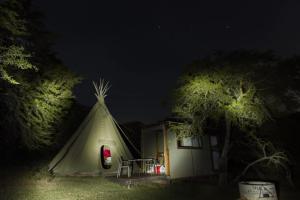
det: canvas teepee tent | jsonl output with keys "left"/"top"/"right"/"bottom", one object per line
{"left": 48, "top": 79, "right": 133, "bottom": 176}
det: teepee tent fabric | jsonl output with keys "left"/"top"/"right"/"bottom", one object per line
{"left": 48, "top": 80, "right": 133, "bottom": 176}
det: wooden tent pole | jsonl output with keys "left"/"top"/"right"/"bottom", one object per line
{"left": 163, "top": 123, "right": 170, "bottom": 176}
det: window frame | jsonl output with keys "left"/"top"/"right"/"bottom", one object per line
{"left": 177, "top": 135, "right": 203, "bottom": 149}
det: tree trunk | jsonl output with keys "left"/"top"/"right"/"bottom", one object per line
{"left": 218, "top": 112, "right": 231, "bottom": 185}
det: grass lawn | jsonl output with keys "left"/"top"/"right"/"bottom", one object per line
{"left": 0, "top": 165, "right": 298, "bottom": 200}
{"left": 0, "top": 175, "right": 238, "bottom": 200}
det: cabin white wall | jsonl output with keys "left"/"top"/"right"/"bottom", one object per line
{"left": 141, "top": 125, "right": 216, "bottom": 179}
{"left": 168, "top": 131, "right": 214, "bottom": 179}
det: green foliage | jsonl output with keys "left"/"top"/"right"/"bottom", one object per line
{"left": 172, "top": 51, "right": 300, "bottom": 138}
{"left": 225, "top": 83, "right": 269, "bottom": 130}
{"left": 0, "top": 0, "right": 27, "bottom": 36}
{"left": 0, "top": 0, "right": 36, "bottom": 85}
{"left": 0, "top": 45, "right": 36, "bottom": 84}
{"left": 172, "top": 66, "right": 270, "bottom": 137}
{"left": 171, "top": 51, "right": 299, "bottom": 184}
{"left": 14, "top": 68, "right": 81, "bottom": 149}
{"left": 169, "top": 123, "right": 194, "bottom": 138}
{"left": 0, "top": 0, "right": 81, "bottom": 151}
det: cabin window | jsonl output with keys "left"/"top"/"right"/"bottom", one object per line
{"left": 177, "top": 136, "right": 203, "bottom": 149}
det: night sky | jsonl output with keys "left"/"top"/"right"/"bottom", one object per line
{"left": 33, "top": 0, "right": 300, "bottom": 123}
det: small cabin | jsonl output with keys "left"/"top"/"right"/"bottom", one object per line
{"left": 141, "top": 121, "right": 220, "bottom": 179}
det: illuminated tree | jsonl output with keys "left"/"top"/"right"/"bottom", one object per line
{"left": 171, "top": 51, "right": 298, "bottom": 184}
{"left": 8, "top": 68, "right": 80, "bottom": 149}
{"left": 0, "top": 0, "right": 37, "bottom": 84}
{"left": 0, "top": 0, "right": 81, "bottom": 151}
{"left": 172, "top": 68, "right": 269, "bottom": 184}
